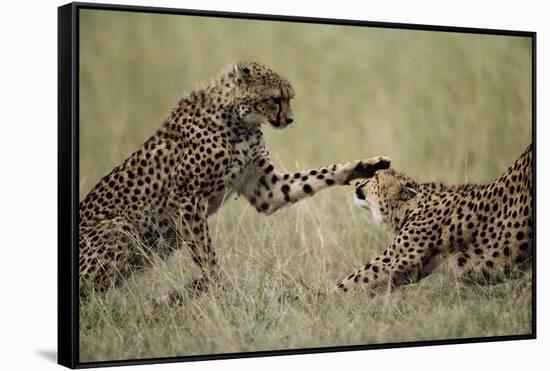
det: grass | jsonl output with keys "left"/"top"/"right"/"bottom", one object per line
{"left": 78, "top": 9, "right": 533, "bottom": 362}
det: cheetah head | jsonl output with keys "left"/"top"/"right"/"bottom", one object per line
{"left": 354, "top": 169, "right": 419, "bottom": 230}
{"left": 230, "top": 62, "right": 295, "bottom": 129}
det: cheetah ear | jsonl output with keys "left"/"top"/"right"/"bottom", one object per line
{"left": 232, "top": 63, "right": 253, "bottom": 84}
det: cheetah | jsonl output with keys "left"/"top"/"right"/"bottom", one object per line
{"left": 336, "top": 144, "right": 533, "bottom": 292}
{"left": 79, "top": 62, "right": 390, "bottom": 295}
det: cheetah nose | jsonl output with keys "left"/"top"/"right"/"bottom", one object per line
{"left": 355, "top": 187, "right": 365, "bottom": 200}
{"left": 286, "top": 118, "right": 294, "bottom": 125}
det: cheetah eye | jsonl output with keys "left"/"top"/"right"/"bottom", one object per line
{"left": 272, "top": 97, "right": 282, "bottom": 104}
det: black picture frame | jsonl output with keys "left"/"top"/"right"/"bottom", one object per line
{"left": 58, "top": 2, "right": 537, "bottom": 368}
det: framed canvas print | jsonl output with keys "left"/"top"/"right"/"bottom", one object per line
{"left": 58, "top": 2, "right": 536, "bottom": 368}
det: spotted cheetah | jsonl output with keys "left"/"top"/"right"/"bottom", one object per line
{"left": 337, "top": 144, "right": 533, "bottom": 292}
{"left": 79, "top": 62, "right": 390, "bottom": 295}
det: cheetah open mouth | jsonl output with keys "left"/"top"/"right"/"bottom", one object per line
{"left": 354, "top": 196, "right": 371, "bottom": 210}
{"left": 269, "top": 119, "right": 289, "bottom": 130}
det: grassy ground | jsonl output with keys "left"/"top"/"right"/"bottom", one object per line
{"left": 78, "top": 9, "right": 533, "bottom": 362}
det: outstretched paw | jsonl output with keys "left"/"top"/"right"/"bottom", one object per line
{"left": 335, "top": 281, "right": 349, "bottom": 293}
{"left": 345, "top": 156, "right": 391, "bottom": 184}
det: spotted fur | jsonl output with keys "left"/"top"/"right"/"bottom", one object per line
{"left": 79, "top": 62, "right": 391, "bottom": 294}
{"left": 337, "top": 144, "right": 533, "bottom": 292}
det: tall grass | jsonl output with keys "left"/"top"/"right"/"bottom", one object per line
{"left": 79, "top": 9, "right": 532, "bottom": 362}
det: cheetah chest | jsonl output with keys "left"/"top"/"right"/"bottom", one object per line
{"left": 206, "top": 136, "right": 261, "bottom": 215}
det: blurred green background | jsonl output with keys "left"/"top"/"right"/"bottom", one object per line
{"left": 79, "top": 9, "right": 532, "bottom": 362}
{"left": 79, "top": 9, "right": 531, "bottom": 196}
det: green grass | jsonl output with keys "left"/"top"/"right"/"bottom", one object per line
{"left": 78, "top": 9, "right": 533, "bottom": 362}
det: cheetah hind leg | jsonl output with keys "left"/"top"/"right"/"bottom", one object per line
{"left": 79, "top": 218, "right": 151, "bottom": 298}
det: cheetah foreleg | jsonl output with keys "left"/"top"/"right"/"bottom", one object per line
{"left": 171, "top": 198, "right": 220, "bottom": 292}
{"left": 246, "top": 156, "right": 391, "bottom": 215}
{"left": 336, "top": 232, "right": 437, "bottom": 292}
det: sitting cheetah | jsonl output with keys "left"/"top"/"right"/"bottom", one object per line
{"left": 79, "top": 62, "right": 390, "bottom": 295}
{"left": 337, "top": 144, "right": 533, "bottom": 292}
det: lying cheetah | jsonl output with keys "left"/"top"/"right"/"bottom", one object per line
{"left": 79, "top": 62, "right": 390, "bottom": 295}
{"left": 337, "top": 144, "right": 533, "bottom": 292}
